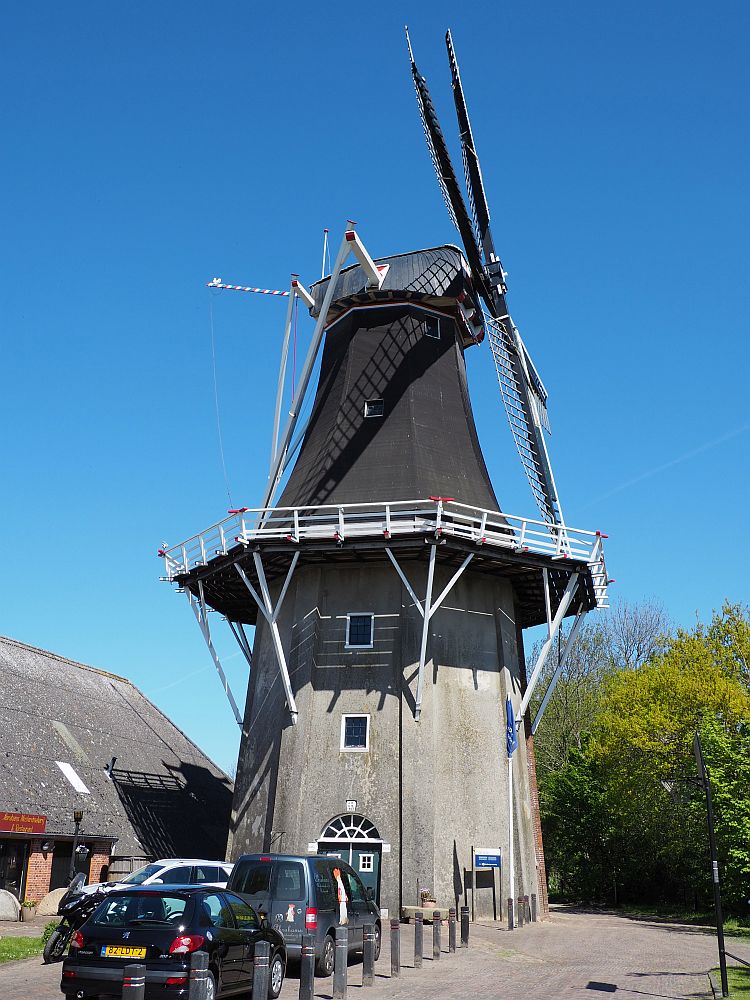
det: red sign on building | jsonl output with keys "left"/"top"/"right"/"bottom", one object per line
{"left": 0, "top": 812, "right": 47, "bottom": 835}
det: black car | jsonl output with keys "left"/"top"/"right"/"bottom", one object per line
{"left": 60, "top": 885, "right": 286, "bottom": 1000}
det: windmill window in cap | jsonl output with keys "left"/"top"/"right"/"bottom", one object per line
{"left": 363, "top": 398, "right": 384, "bottom": 418}
{"left": 346, "top": 613, "right": 374, "bottom": 648}
{"left": 341, "top": 714, "right": 370, "bottom": 752}
{"left": 422, "top": 316, "right": 440, "bottom": 339}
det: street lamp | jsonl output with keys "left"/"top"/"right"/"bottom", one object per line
{"left": 69, "top": 809, "right": 84, "bottom": 882}
{"left": 693, "top": 732, "right": 729, "bottom": 999}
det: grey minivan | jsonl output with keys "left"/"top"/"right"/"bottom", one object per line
{"left": 227, "top": 854, "right": 381, "bottom": 975}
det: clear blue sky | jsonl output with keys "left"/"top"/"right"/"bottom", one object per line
{"left": 2, "top": 1, "right": 748, "bottom": 774}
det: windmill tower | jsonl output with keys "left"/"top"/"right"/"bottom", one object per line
{"left": 160, "top": 31, "right": 609, "bottom": 922}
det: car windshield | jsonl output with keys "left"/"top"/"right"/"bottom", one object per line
{"left": 93, "top": 893, "right": 190, "bottom": 928}
{"left": 120, "top": 864, "right": 164, "bottom": 885}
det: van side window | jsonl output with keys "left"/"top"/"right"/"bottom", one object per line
{"left": 342, "top": 871, "right": 366, "bottom": 905}
{"left": 312, "top": 861, "right": 336, "bottom": 910}
{"left": 234, "top": 861, "right": 271, "bottom": 896}
{"left": 273, "top": 861, "right": 305, "bottom": 901}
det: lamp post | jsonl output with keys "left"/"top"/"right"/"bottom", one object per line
{"left": 69, "top": 809, "right": 84, "bottom": 882}
{"left": 693, "top": 733, "right": 728, "bottom": 998}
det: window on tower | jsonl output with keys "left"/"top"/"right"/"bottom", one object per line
{"left": 341, "top": 714, "right": 370, "bottom": 752}
{"left": 422, "top": 316, "right": 440, "bottom": 339}
{"left": 364, "top": 398, "right": 384, "bottom": 418}
{"left": 346, "top": 613, "right": 374, "bottom": 648}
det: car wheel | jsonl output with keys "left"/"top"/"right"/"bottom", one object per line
{"left": 268, "top": 952, "right": 285, "bottom": 998}
{"left": 374, "top": 923, "right": 381, "bottom": 962}
{"left": 315, "top": 934, "right": 335, "bottom": 976}
{"left": 205, "top": 969, "right": 217, "bottom": 1000}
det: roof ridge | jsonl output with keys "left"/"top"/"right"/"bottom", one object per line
{"left": 0, "top": 634, "right": 132, "bottom": 685}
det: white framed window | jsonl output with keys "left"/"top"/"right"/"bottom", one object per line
{"left": 341, "top": 714, "right": 370, "bottom": 752}
{"left": 346, "top": 613, "right": 374, "bottom": 649}
{"left": 359, "top": 853, "right": 374, "bottom": 873}
{"left": 423, "top": 316, "right": 440, "bottom": 339}
{"left": 364, "top": 398, "right": 384, "bottom": 418}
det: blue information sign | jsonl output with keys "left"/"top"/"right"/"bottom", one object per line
{"left": 475, "top": 852, "right": 501, "bottom": 869}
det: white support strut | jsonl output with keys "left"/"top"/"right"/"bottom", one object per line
{"left": 518, "top": 571, "right": 580, "bottom": 720}
{"left": 186, "top": 584, "right": 243, "bottom": 728}
{"left": 531, "top": 602, "right": 588, "bottom": 735}
{"left": 235, "top": 552, "right": 300, "bottom": 723}
{"left": 262, "top": 230, "right": 360, "bottom": 510}
{"left": 385, "top": 546, "right": 474, "bottom": 720}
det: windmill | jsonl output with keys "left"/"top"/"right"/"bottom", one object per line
{"left": 160, "top": 29, "right": 609, "bottom": 926}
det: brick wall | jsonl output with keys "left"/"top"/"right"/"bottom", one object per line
{"left": 25, "top": 839, "right": 53, "bottom": 902}
{"left": 525, "top": 731, "right": 550, "bottom": 918}
{"left": 88, "top": 842, "right": 112, "bottom": 884}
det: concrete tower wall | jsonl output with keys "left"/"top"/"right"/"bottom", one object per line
{"left": 229, "top": 560, "right": 539, "bottom": 918}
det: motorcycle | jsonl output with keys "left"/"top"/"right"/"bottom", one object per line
{"left": 42, "top": 874, "right": 118, "bottom": 963}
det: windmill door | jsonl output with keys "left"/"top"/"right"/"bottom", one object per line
{"left": 317, "top": 813, "right": 383, "bottom": 905}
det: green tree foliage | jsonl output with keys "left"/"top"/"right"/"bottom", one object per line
{"left": 539, "top": 602, "right": 750, "bottom": 912}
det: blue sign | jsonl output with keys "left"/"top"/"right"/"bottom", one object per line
{"left": 475, "top": 852, "right": 501, "bottom": 869}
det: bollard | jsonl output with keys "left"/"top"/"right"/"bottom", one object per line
{"left": 507, "top": 897, "right": 514, "bottom": 930}
{"left": 390, "top": 918, "right": 400, "bottom": 977}
{"left": 362, "top": 922, "right": 375, "bottom": 987}
{"left": 189, "top": 950, "right": 209, "bottom": 1000}
{"left": 524, "top": 895, "right": 531, "bottom": 923}
{"left": 448, "top": 907, "right": 456, "bottom": 953}
{"left": 253, "top": 940, "right": 271, "bottom": 1000}
{"left": 414, "top": 911, "right": 423, "bottom": 968}
{"left": 517, "top": 897, "right": 525, "bottom": 928}
{"left": 460, "top": 905, "right": 469, "bottom": 947}
{"left": 299, "top": 933, "right": 315, "bottom": 1000}
{"left": 122, "top": 963, "right": 145, "bottom": 1000}
{"left": 333, "top": 926, "right": 348, "bottom": 999}
{"left": 432, "top": 910, "right": 441, "bottom": 960}
{"left": 531, "top": 893, "right": 537, "bottom": 923}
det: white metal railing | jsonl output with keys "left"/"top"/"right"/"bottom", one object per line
{"left": 160, "top": 498, "right": 610, "bottom": 607}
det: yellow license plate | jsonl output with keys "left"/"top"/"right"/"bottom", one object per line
{"left": 103, "top": 945, "right": 147, "bottom": 958}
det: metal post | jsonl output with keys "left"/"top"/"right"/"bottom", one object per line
{"left": 414, "top": 911, "right": 423, "bottom": 968}
{"left": 460, "top": 905, "right": 469, "bottom": 947}
{"left": 252, "top": 940, "right": 270, "bottom": 1000}
{"left": 333, "top": 926, "right": 348, "bottom": 999}
{"left": 694, "top": 732, "right": 729, "bottom": 998}
{"left": 68, "top": 817, "right": 82, "bottom": 882}
{"left": 390, "top": 919, "right": 400, "bottom": 977}
{"left": 448, "top": 907, "right": 456, "bottom": 952}
{"left": 517, "top": 896, "right": 525, "bottom": 928}
{"left": 362, "top": 922, "right": 375, "bottom": 987}
{"left": 189, "top": 951, "right": 209, "bottom": 1000}
{"left": 524, "top": 894, "right": 530, "bottom": 923}
{"left": 299, "top": 933, "right": 315, "bottom": 1000}
{"left": 432, "top": 910, "right": 441, "bottom": 959}
{"left": 531, "top": 893, "right": 537, "bottom": 923}
{"left": 507, "top": 898, "right": 514, "bottom": 931}
{"left": 122, "top": 963, "right": 145, "bottom": 1000}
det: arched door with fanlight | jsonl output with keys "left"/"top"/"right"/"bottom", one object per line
{"left": 317, "top": 814, "right": 382, "bottom": 904}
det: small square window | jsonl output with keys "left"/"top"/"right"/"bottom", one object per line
{"left": 359, "top": 854, "right": 374, "bottom": 873}
{"left": 341, "top": 714, "right": 370, "bottom": 752}
{"left": 346, "top": 613, "right": 374, "bottom": 648}
{"left": 364, "top": 399, "right": 384, "bottom": 418}
{"left": 423, "top": 317, "right": 440, "bottom": 339}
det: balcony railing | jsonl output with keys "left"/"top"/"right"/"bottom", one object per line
{"left": 160, "top": 498, "right": 609, "bottom": 607}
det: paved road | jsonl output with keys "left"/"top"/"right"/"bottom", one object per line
{"left": 1, "top": 907, "right": 746, "bottom": 999}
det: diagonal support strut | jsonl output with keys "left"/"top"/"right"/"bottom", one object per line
{"left": 235, "top": 552, "right": 300, "bottom": 724}
{"left": 386, "top": 546, "right": 474, "bottom": 721}
{"left": 186, "top": 583, "right": 243, "bottom": 728}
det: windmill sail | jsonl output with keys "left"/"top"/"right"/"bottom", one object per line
{"left": 407, "top": 28, "right": 565, "bottom": 528}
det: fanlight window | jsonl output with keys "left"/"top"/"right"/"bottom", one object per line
{"left": 320, "top": 814, "right": 381, "bottom": 842}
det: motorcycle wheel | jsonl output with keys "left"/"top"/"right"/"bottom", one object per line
{"left": 43, "top": 925, "right": 72, "bottom": 964}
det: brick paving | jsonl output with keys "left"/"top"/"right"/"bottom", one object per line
{"left": 2, "top": 906, "right": 748, "bottom": 1000}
